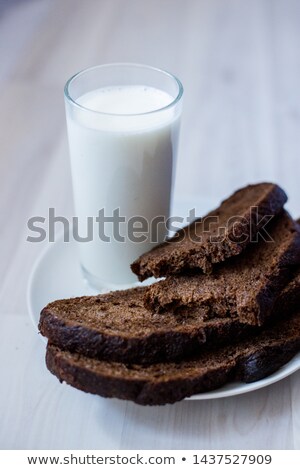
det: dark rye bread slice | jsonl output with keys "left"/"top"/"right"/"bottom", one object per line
{"left": 131, "top": 183, "right": 287, "bottom": 281}
{"left": 46, "top": 310, "right": 300, "bottom": 406}
{"left": 145, "top": 211, "right": 300, "bottom": 325}
{"left": 39, "top": 268, "right": 300, "bottom": 364}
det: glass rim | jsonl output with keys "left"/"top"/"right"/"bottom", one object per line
{"left": 64, "top": 62, "right": 184, "bottom": 117}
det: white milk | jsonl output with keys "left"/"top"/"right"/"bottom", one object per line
{"left": 66, "top": 86, "right": 180, "bottom": 287}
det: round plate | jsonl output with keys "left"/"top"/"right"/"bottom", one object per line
{"left": 27, "top": 200, "right": 300, "bottom": 400}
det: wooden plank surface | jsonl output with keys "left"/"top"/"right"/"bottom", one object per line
{"left": 0, "top": 0, "right": 299, "bottom": 449}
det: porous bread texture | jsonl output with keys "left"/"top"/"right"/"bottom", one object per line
{"left": 39, "top": 265, "right": 300, "bottom": 364}
{"left": 131, "top": 183, "right": 288, "bottom": 280}
{"left": 46, "top": 310, "right": 300, "bottom": 405}
{"left": 145, "top": 211, "right": 300, "bottom": 325}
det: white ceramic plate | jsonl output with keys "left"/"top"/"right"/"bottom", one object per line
{"left": 27, "top": 199, "right": 300, "bottom": 400}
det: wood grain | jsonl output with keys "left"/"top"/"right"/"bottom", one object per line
{"left": 0, "top": 0, "right": 299, "bottom": 449}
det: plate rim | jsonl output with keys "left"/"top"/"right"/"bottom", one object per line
{"left": 27, "top": 233, "right": 300, "bottom": 401}
{"left": 27, "top": 240, "right": 55, "bottom": 336}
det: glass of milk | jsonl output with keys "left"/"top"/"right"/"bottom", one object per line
{"left": 64, "top": 63, "right": 183, "bottom": 291}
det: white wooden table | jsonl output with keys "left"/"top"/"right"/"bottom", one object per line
{"left": 1, "top": 0, "right": 300, "bottom": 450}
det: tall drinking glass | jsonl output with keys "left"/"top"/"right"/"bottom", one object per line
{"left": 64, "top": 63, "right": 183, "bottom": 291}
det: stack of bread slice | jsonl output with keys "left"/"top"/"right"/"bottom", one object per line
{"left": 39, "top": 183, "right": 300, "bottom": 405}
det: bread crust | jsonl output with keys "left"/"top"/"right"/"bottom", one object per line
{"left": 46, "top": 311, "right": 300, "bottom": 405}
{"left": 131, "top": 183, "right": 288, "bottom": 281}
{"left": 144, "top": 212, "right": 300, "bottom": 325}
{"left": 39, "top": 269, "right": 300, "bottom": 364}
